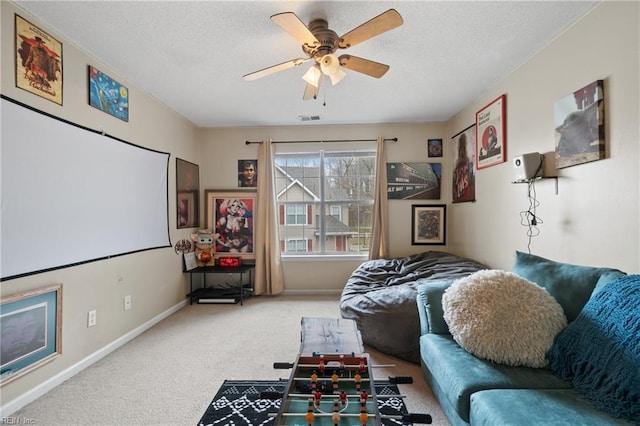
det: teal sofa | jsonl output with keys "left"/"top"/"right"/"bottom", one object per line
{"left": 416, "top": 251, "right": 633, "bottom": 425}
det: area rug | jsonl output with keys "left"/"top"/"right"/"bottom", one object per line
{"left": 197, "top": 379, "right": 413, "bottom": 425}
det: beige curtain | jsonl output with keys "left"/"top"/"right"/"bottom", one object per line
{"left": 254, "top": 139, "right": 285, "bottom": 295}
{"left": 368, "top": 136, "right": 389, "bottom": 259}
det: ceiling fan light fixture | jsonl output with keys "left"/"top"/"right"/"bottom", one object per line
{"left": 302, "top": 64, "right": 322, "bottom": 88}
{"left": 320, "top": 54, "right": 346, "bottom": 86}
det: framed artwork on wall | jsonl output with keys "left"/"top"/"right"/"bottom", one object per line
{"left": 476, "top": 94, "right": 506, "bottom": 169}
{"left": 88, "top": 66, "right": 129, "bottom": 122}
{"left": 176, "top": 158, "right": 200, "bottom": 229}
{"left": 204, "top": 190, "right": 256, "bottom": 259}
{"left": 1, "top": 284, "right": 63, "bottom": 386}
{"left": 238, "top": 159, "right": 258, "bottom": 188}
{"left": 15, "top": 14, "right": 63, "bottom": 105}
{"left": 386, "top": 162, "right": 442, "bottom": 200}
{"left": 411, "top": 204, "right": 446, "bottom": 245}
{"left": 554, "top": 79, "right": 605, "bottom": 169}
{"left": 451, "top": 124, "right": 476, "bottom": 203}
{"left": 427, "top": 139, "right": 443, "bottom": 157}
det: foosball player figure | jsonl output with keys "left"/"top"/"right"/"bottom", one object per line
{"left": 319, "top": 355, "right": 326, "bottom": 374}
{"left": 310, "top": 371, "right": 318, "bottom": 391}
{"left": 354, "top": 372, "right": 362, "bottom": 392}
{"left": 359, "top": 411, "right": 369, "bottom": 425}
{"left": 339, "top": 390, "right": 347, "bottom": 407}
{"left": 339, "top": 355, "right": 345, "bottom": 375}
{"left": 331, "top": 372, "right": 339, "bottom": 393}
{"left": 313, "top": 391, "right": 322, "bottom": 408}
{"left": 358, "top": 357, "right": 366, "bottom": 374}
{"left": 332, "top": 399, "right": 340, "bottom": 425}
{"left": 359, "top": 395, "right": 369, "bottom": 425}
{"left": 306, "top": 398, "right": 315, "bottom": 425}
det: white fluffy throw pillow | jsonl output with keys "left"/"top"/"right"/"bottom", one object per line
{"left": 442, "top": 269, "right": 567, "bottom": 368}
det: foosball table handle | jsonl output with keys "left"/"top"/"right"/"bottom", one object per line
{"left": 273, "top": 362, "right": 294, "bottom": 369}
{"left": 403, "top": 413, "right": 433, "bottom": 424}
{"left": 389, "top": 375, "right": 413, "bottom": 384}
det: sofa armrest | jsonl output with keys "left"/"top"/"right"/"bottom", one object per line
{"left": 416, "top": 280, "right": 454, "bottom": 335}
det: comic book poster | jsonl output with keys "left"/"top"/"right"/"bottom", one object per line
{"left": 15, "top": 15, "right": 63, "bottom": 105}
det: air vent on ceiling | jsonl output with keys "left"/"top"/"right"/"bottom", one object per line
{"left": 298, "top": 115, "right": 320, "bottom": 122}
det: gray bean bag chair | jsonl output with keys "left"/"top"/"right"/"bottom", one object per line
{"left": 340, "top": 251, "right": 487, "bottom": 363}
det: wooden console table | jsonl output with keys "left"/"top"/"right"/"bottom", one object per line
{"left": 186, "top": 265, "right": 254, "bottom": 305}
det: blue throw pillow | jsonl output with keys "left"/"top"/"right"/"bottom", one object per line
{"left": 511, "top": 251, "right": 625, "bottom": 322}
{"left": 546, "top": 275, "right": 640, "bottom": 423}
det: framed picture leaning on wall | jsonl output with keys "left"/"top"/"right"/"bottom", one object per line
{"left": 1, "top": 284, "right": 63, "bottom": 386}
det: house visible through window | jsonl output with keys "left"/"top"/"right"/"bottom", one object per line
{"left": 274, "top": 148, "right": 376, "bottom": 256}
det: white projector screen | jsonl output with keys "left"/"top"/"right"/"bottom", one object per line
{"left": 1, "top": 96, "right": 171, "bottom": 281}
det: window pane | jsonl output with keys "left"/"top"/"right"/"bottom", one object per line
{"left": 275, "top": 149, "right": 375, "bottom": 256}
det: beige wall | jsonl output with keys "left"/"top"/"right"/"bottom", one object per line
{"left": 199, "top": 122, "right": 447, "bottom": 291}
{"left": 1, "top": 1, "right": 201, "bottom": 407}
{"left": 445, "top": 0, "right": 639, "bottom": 271}
{"left": 1, "top": 0, "right": 638, "bottom": 414}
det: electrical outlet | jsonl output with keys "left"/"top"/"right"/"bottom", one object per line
{"left": 87, "top": 310, "right": 97, "bottom": 327}
{"left": 124, "top": 295, "right": 132, "bottom": 311}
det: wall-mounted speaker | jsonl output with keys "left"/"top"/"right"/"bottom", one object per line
{"left": 513, "top": 153, "right": 543, "bottom": 181}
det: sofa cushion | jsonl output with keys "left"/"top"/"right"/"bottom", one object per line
{"left": 442, "top": 269, "right": 567, "bottom": 367}
{"left": 470, "top": 389, "right": 631, "bottom": 426}
{"left": 419, "top": 334, "right": 571, "bottom": 423}
{"left": 546, "top": 275, "right": 640, "bottom": 423}
{"left": 416, "top": 280, "right": 455, "bottom": 335}
{"left": 512, "top": 251, "right": 626, "bottom": 322}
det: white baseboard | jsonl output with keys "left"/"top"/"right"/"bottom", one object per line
{"left": 282, "top": 289, "right": 342, "bottom": 296}
{"left": 0, "top": 299, "right": 188, "bottom": 417}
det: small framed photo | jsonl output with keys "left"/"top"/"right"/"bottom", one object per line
{"left": 427, "top": 139, "right": 443, "bottom": 157}
{"left": 15, "top": 14, "right": 63, "bottom": 105}
{"left": 238, "top": 159, "right": 257, "bottom": 188}
{"left": 88, "top": 65, "right": 129, "bottom": 121}
{"left": 476, "top": 94, "right": 506, "bottom": 169}
{"left": 205, "top": 190, "right": 256, "bottom": 259}
{"left": 1, "top": 284, "right": 63, "bottom": 386}
{"left": 183, "top": 252, "right": 198, "bottom": 271}
{"left": 411, "top": 204, "right": 446, "bottom": 245}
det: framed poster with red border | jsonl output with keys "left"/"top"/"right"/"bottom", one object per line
{"left": 476, "top": 95, "right": 506, "bottom": 170}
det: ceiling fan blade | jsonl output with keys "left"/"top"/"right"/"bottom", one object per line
{"left": 243, "top": 58, "right": 309, "bottom": 81}
{"left": 338, "top": 9, "right": 403, "bottom": 49}
{"left": 339, "top": 55, "right": 390, "bottom": 78}
{"left": 271, "top": 12, "right": 320, "bottom": 47}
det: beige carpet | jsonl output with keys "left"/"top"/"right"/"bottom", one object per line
{"left": 11, "top": 294, "right": 449, "bottom": 425}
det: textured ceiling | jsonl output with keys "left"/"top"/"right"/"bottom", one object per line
{"left": 14, "top": 1, "right": 598, "bottom": 128}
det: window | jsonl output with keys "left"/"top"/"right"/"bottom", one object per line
{"left": 330, "top": 205, "right": 342, "bottom": 220}
{"left": 275, "top": 148, "right": 376, "bottom": 256}
{"left": 286, "top": 204, "right": 307, "bottom": 225}
{"left": 285, "top": 239, "right": 308, "bottom": 253}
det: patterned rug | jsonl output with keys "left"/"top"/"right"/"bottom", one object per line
{"left": 197, "top": 379, "right": 413, "bottom": 425}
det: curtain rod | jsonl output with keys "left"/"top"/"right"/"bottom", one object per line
{"left": 245, "top": 137, "right": 398, "bottom": 145}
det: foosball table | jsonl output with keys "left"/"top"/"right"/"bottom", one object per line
{"left": 266, "top": 317, "right": 432, "bottom": 425}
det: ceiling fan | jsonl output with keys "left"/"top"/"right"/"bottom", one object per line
{"left": 243, "top": 9, "right": 403, "bottom": 100}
